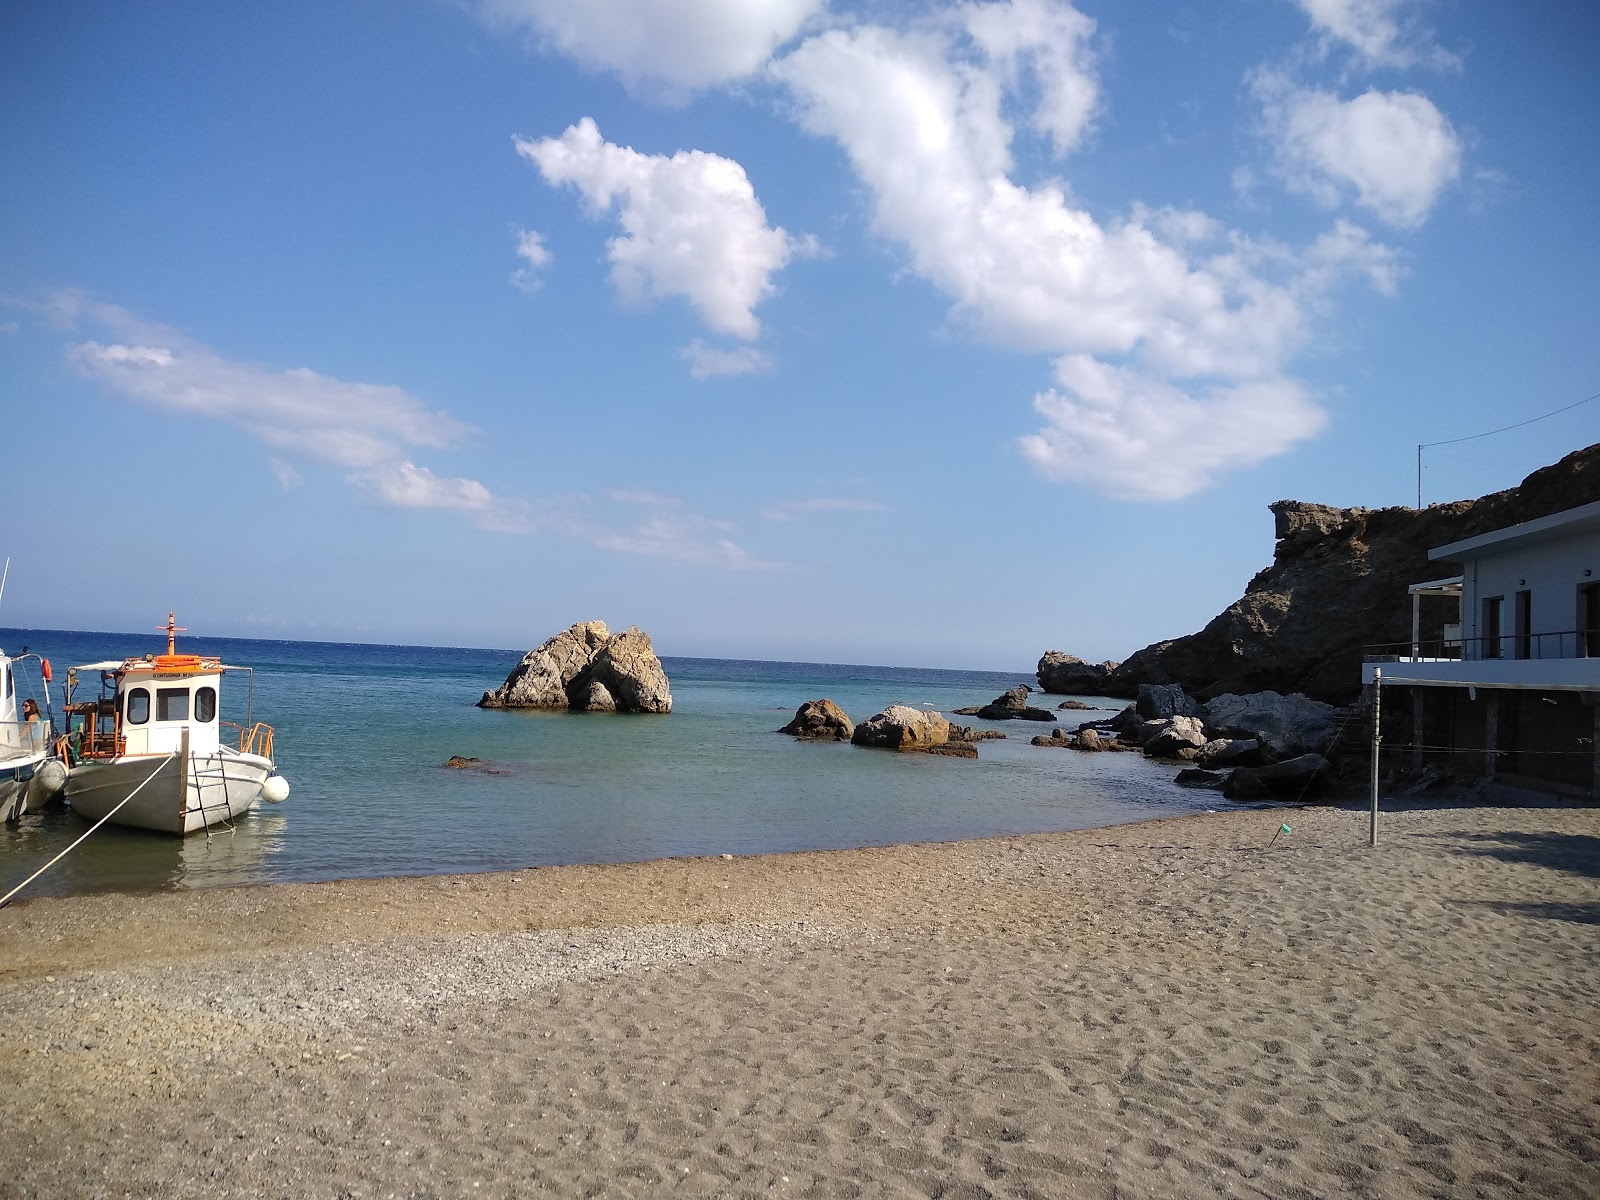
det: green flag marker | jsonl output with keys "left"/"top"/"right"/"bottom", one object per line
{"left": 1280, "top": 823, "right": 1292, "bottom": 835}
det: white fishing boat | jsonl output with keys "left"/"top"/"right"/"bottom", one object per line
{"left": 0, "top": 648, "right": 66, "bottom": 823}
{"left": 62, "top": 614, "right": 289, "bottom": 835}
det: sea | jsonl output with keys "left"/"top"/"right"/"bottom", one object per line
{"left": 0, "top": 628, "right": 1218, "bottom": 900}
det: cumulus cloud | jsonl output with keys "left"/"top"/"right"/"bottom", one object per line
{"left": 962, "top": 0, "right": 1100, "bottom": 156}
{"left": 770, "top": 10, "right": 1388, "bottom": 497}
{"left": 477, "top": 0, "right": 822, "bottom": 92}
{"left": 1019, "top": 357, "right": 1327, "bottom": 499}
{"left": 517, "top": 119, "right": 799, "bottom": 340}
{"left": 511, "top": 227, "right": 552, "bottom": 292}
{"left": 1256, "top": 74, "right": 1461, "bottom": 228}
{"left": 682, "top": 339, "right": 773, "bottom": 379}
{"left": 762, "top": 497, "right": 888, "bottom": 521}
{"left": 1295, "top": 0, "right": 1458, "bottom": 70}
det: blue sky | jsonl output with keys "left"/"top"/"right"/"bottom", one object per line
{"left": 1, "top": 0, "right": 1595, "bottom": 669}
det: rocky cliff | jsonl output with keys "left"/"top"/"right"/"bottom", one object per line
{"left": 1042, "top": 443, "right": 1600, "bottom": 704}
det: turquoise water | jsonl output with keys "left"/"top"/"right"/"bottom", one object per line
{"left": 0, "top": 628, "right": 1214, "bottom": 899}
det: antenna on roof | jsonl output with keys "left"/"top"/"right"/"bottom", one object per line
{"left": 160, "top": 611, "right": 187, "bottom": 655}
{"left": 0, "top": 557, "right": 8, "bottom": 612}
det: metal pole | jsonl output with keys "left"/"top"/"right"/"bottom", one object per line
{"left": 1416, "top": 445, "right": 1423, "bottom": 509}
{"left": 1370, "top": 668, "right": 1382, "bottom": 846}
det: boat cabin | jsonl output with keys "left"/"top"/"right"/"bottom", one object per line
{"left": 64, "top": 654, "right": 268, "bottom": 762}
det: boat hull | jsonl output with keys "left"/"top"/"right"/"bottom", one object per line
{"left": 66, "top": 750, "right": 275, "bottom": 835}
{"left": 0, "top": 752, "right": 55, "bottom": 822}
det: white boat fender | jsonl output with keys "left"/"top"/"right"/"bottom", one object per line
{"left": 260, "top": 775, "right": 290, "bottom": 804}
{"left": 30, "top": 758, "right": 68, "bottom": 800}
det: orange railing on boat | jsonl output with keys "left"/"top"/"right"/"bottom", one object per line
{"left": 224, "top": 721, "right": 275, "bottom": 760}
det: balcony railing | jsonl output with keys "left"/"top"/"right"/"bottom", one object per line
{"left": 1364, "top": 629, "right": 1598, "bottom": 663}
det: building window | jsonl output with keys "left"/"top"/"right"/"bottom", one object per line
{"left": 125, "top": 687, "right": 150, "bottom": 725}
{"left": 157, "top": 687, "right": 190, "bottom": 722}
{"left": 195, "top": 686, "right": 217, "bottom": 723}
{"left": 1482, "top": 596, "right": 1503, "bottom": 659}
{"left": 1581, "top": 582, "right": 1600, "bottom": 658}
{"left": 1514, "top": 590, "right": 1531, "bottom": 659}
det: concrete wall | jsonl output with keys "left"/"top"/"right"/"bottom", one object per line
{"left": 1456, "top": 531, "right": 1600, "bottom": 657}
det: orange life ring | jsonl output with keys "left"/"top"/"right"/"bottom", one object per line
{"left": 40, "top": 658, "right": 51, "bottom": 682}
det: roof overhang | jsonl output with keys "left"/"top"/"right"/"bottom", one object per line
{"left": 1430, "top": 499, "right": 1600, "bottom": 563}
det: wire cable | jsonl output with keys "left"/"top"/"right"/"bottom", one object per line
{"left": 1422, "top": 390, "right": 1600, "bottom": 449}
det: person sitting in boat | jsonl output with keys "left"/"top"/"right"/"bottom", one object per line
{"left": 21, "top": 698, "right": 40, "bottom": 723}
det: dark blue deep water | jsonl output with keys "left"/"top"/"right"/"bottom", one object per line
{"left": 0, "top": 628, "right": 1214, "bottom": 898}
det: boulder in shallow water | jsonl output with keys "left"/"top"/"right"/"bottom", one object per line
{"left": 851, "top": 705, "right": 951, "bottom": 752}
{"left": 973, "top": 685, "right": 1057, "bottom": 722}
{"left": 1036, "top": 652, "right": 1120, "bottom": 695}
{"left": 478, "top": 620, "right": 672, "bottom": 713}
{"left": 1143, "top": 715, "right": 1209, "bottom": 758}
{"left": 779, "top": 699, "right": 855, "bottom": 741}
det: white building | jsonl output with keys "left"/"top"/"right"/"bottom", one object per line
{"left": 1362, "top": 499, "right": 1600, "bottom": 799}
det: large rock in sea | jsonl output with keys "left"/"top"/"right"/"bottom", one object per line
{"left": 1036, "top": 652, "right": 1120, "bottom": 695}
{"left": 478, "top": 620, "right": 672, "bottom": 714}
{"left": 851, "top": 706, "right": 951, "bottom": 752}
{"left": 779, "top": 699, "right": 855, "bottom": 741}
{"left": 969, "top": 685, "right": 1056, "bottom": 722}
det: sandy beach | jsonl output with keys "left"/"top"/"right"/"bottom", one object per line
{"left": 2, "top": 802, "right": 1596, "bottom": 1198}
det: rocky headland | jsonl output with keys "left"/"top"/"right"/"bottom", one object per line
{"left": 1038, "top": 443, "right": 1599, "bottom": 705}
{"left": 478, "top": 620, "right": 672, "bottom": 714}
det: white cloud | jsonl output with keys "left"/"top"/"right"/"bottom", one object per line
{"left": 682, "top": 339, "right": 773, "bottom": 379}
{"left": 517, "top": 119, "right": 799, "bottom": 340}
{"left": 1295, "top": 0, "right": 1458, "bottom": 70}
{"left": 476, "top": 0, "right": 822, "bottom": 92}
{"left": 511, "top": 227, "right": 551, "bottom": 292}
{"left": 56, "top": 295, "right": 528, "bottom": 533}
{"left": 1256, "top": 74, "right": 1461, "bottom": 228}
{"left": 595, "top": 491, "right": 778, "bottom": 569}
{"left": 269, "top": 457, "right": 302, "bottom": 491}
{"left": 762, "top": 497, "right": 888, "bottom": 521}
{"left": 50, "top": 293, "right": 775, "bottom": 564}
{"left": 770, "top": 13, "right": 1382, "bottom": 497}
{"left": 962, "top": 0, "right": 1100, "bottom": 156}
{"left": 1018, "top": 356, "right": 1327, "bottom": 500}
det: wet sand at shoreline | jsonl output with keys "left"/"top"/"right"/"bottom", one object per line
{"left": 2, "top": 802, "right": 1597, "bottom": 1198}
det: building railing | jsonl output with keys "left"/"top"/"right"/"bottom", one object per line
{"left": 1364, "top": 629, "right": 1598, "bottom": 663}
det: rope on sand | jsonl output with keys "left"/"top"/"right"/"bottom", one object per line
{"left": 0, "top": 752, "right": 179, "bottom": 908}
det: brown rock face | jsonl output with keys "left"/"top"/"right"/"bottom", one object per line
{"left": 1099, "top": 443, "right": 1600, "bottom": 703}
{"left": 779, "top": 699, "right": 855, "bottom": 741}
{"left": 478, "top": 621, "right": 672, "bottom": 713}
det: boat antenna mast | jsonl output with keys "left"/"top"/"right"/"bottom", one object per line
{"left": 161, "top": 611, "right": 187, "bottom": 655}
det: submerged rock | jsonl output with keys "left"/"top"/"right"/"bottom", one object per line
{"left": 444, "top": 756, "right": 483, "bottom": 769}
{"left": 779, "top": 699, "right": 855, "bottom": 741}
{"left": 479, "top": 620, "right": 672, "bottom": 714}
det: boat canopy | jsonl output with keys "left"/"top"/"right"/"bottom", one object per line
{"left": 68, "top": 660, "right": 250, "bottom": 674}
